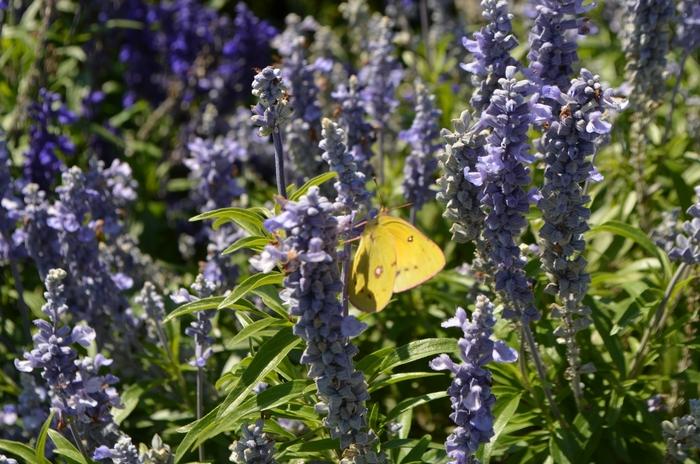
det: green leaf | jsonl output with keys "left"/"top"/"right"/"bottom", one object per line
{"left": 386, "top": 392, "right": 448, "bottom": 420}
{"left": 175, "top": 328, "right": 301, "bottom": 462}
{"left": 0, "top": 439, "right": 39, "bottom": 463}
{"left": 588, "top": 220, "right": 672, "bottom": 280}
{"left": 163, "top": 296, "right": 224, "bottom": 323}
{"left": 35, "top": 410, "right": 54, "bottom": 463}
{"left": 251, "top": 287, "right": 289, "bottom": 319}
{"left": 358, "top": 338, "right": 457, "bottom": 378}
{"left": 296, "top": 438, "right": 339, "bottom": 452}
{"left": 288, "top": 172, "right": 338, "bottom": 201}
{"left": 482, "top": 394, "right": 521, "bottom": 464}
{"left": 368, "top": 372, "right": 443, "bottom": 393}
{"left": 218, "top": 273, "right": 285, "bottom": 309}
{"left": 48, "top": 430, "right": 89, "bottom": 464}
{"left": 113, "top": 384, "right": 144, "bottom": 425}
{"left": 400, "top": 435, "right": 432, "bottom": 464}
{"left": 221, "top": 236, "right": 271, "bottom": 255}
{"left": 189, "top": 207, "right": 267, "bottom": 236}
{"left": 223, "top": 318, "right": 289, "bottom": 349}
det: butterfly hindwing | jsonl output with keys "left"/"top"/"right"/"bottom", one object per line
{"left": 348, "top": 223, "right": 398, "bottom": 312}
{"left": 377, "top": 215, "right": 446, "bottom": 293}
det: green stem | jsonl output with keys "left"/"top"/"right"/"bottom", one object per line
{"left": 629, "top": 262, "right": 690, "bottom": 377}
{"left": 377, "top": 129, "right": 385, "bottom": 187}
{"left": 662, "top": 51, "right": 690, "bottom": 145}
{"left": 521, "top": 323, "right": 561, "bottom": 422}
{"left": 197, "top": 366, "right": 205, "bottom": 462}
{"left": 272, "top": 129, "right": 288, "bottom": 198}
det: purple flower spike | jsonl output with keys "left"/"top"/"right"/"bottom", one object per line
{"left": 23, "top": 89, "right": 76, "bottom": 190}
{"left": 461, "top": 0, "right": 519, "bottom": 113}
{"left": 250, "top": 187, "right": 382, "bottom": 461}
{"left": 467, "top": 67, "right": 548, "bottom": 322}
{"left": 400, "top": 82, "right": 442, "bottom": 212}
{"left": 431, "top": 296, "right": 517, "bottom": 463}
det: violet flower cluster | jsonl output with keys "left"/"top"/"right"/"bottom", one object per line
{"left": 437, "top": 111, "right": 487, "bottom": 243}
{"left": 537, "top": 69, "right": 625, "bottom": 385}
{"left": 359, "top": 16, "right": 403, "bottom": 133}
{"left": 15, "top": 269, "right": 123, "bottom": 454}
{"left": 172, "top": 274, "right": 217, "bottom": 368}
{"left": 332, "top": 75, "right": 375, "bottom": 178}
{"left": 527, "top": 0, "right": 590, "bottom": 91}
{"left": 320, "top": 118, "right": 371, "bottom": 214}
{"left": 45, "top": 167, "right": 134, "bottom": 335}
{"left": 93, "top": 434, "right": 140, "bottom": 463}
{"left": 0, "top": 136, "right": 24, "bottom": 264}
{"left": 109, "top": 0, "right": 165, "bottom": 106}
{"left": 622, "top": 0, "right": 675, "bottom": 111}
{"left": 23, "top": 89, "right": 76, "bottom": 190}
{"left": 467, "top": 67, "right": 550, "bottom": 322}
{"left": 462, "top": 0, "right": 519, "bottom": 113}
{"left": 400, "top": 82, "right": 441, "bottom": 212}
{"left": 251, "top": 67, "right": 292, "bottom": 138}
{"left": 253, "top": 187, "right": 383, "bottom": 461}
{"left": 275, "top": 16, "right": 325, "bottom": 181}
{"left": 206, "top": 2, "right": 277, "bottom": 104}
{"left": 185, "top": 137, "right": 245, "bottom": 213}
{"left": 107, "top": 0, "right": 276, "bottom": 107}
{"left": 677, "top": 0, "right": 700, "bottom": 53}
{"left": 229, "top": 420, "right": 277, "bottom": 464}
{"left": 655, "top": 187, "right": 700, "bottom": 265}
{"left": 663, "top": 399, "right": 700, "bottom": 462}
{"left": 183, "top": 136, "right": 245, "bottom": 287}
{"left": 430, "top": 296, "right": 517, "bottom": 463}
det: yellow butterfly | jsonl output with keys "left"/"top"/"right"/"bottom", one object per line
{"left": 349, "top": 213, "right": 446, "bottom": 312}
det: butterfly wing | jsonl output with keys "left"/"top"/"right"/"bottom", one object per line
{"left": 378, "top": 215, "right": 445, "bottom": 293}
{"left": 349, "top": 223, "right": 397, "bottom": 313}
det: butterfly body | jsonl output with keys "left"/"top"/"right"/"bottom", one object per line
{"left": 349, "top": 214, "right": 445, "bottom": 312}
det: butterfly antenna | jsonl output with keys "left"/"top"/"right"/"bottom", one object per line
{"left": 389, "top": 201, "right": 413, "bottom": 212}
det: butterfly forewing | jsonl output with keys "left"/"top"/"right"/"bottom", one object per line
{"left": 377, "top": 216, "right": 446, "bottom": 293}
{"left": 349, "top": 223, "right": 398, "bottom": 312}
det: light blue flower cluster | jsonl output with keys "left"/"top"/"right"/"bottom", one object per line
{"left": 401, "top": 82, "right": 441, "bottom": 212}
{"left": 467, "top": 67, "right": 550, "bottom": 322}
{"left": 255, "top": 187, "right": 383, "bottom": 461}
{"left": 229, "top": 420, "right": 277, "bottom": 464}
{"left": 46, "top": 167, "right": 134, "bottom": 335}
{"left": 663, "top": 399, "right": 700, "bottom": 462}
{"left": 430, "top": 296, "right": 517, "bottom": 463}
{"left": 332, "top": 75, "right": 375, "bottom": 178}
{"left": 15, "top": 269, "right": 124, "bottom": 454}
{"left": 662, "top": 187, "right": 700, "bottom": 265}
{"left": 537, "top": 69, "right": 625, "bottom": 390}
{"left": 252, "top": 67, "right": 292, "bottom": 138}
{"left": 437, "top": 111, "right": 487, "bottom": 243}
{"left": 0, "top": 136, "right": 24, "bottom": 265}
{"left": 527, "top": 0, "right": 590, "bottom": 91}
{"left": 677, "top": 0, "right": 700, "bottom": 53}
{"left": 185, "top": 137, "right": 245, "bottom": 213}
{"left": 320, "top": 118, "right": 371, "bottom": 214}
{"left": 172, "top": 274, "right": 217, "bottom": 368}
{"left": 622, "top": 0, "right": 675, "bottom": 111}
{"left": 276, "top": 15, "right": 325, "bottom": 181}
{"left": 462, "top": 0, "right": 519, "bottom": 113}
{"left": 359, "top": 16, "right": 403, "bottom": 132}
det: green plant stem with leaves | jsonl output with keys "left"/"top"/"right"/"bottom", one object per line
{"left": 630, "top": 261, "right": 692, "bottom": 377}
{"left": 7, "top": 0, "right": 55, "bottom": 142}
{"left": 521, "top": 323, "right": 561, "bottom": 422}
{"left": 663, "top": 50, "right": 691, "bottom": 145}
{"left": 272, "top": 129, "right": 287, "bottom": 198}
